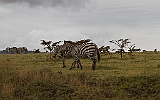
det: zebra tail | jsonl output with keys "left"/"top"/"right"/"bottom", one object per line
{"left": 97, "top": 47, "right": 100, "bottom": 62}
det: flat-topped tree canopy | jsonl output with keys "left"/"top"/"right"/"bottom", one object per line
{"left": 75, "top": 39, "right": 92, "bottom": 45}
{"left": 40, "top": 40, "right": 52, "bottom": 46}
{"left": 52, "top": 41, "right": 62, "bottom": 47}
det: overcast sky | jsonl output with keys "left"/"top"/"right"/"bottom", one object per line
{"left": 0, "top": 0, "right": 160, "bottom": 51}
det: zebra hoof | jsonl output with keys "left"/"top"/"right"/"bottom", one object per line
{"left": 69, "top": 68, "right": 72, "bottom": 70}
{"left": 62, "top": 65, "right": 66, "bottom": 68}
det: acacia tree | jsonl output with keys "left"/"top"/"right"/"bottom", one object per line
{"left": 99, "top": 45, "right": 110, "bottom": 53}
{"left": 109, "top": 39, "right": 131, "bottom": 58}
{"left": 40, "top": 40, "right": 61, "bottom": 60}
{"left": 75, "top": 39, "right": 92, "bottom": 44}
{"left": 40, "top": 40, "right": 54, "bottom": 60}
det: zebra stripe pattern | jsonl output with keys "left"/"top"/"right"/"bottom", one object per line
{"left": 62, "top": 41, "right": 100, "bottom": 70}
{"left": 53, "top": 45, "right": 74, "bottom": 68}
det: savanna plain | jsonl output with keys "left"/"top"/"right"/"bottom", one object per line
{"left": 0, "top": 52, "right": 160, "bottom": 100}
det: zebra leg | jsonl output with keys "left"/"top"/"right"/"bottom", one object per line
{"left": 92, "top": 58, "right": 97, "bottom": 70}
{"left": 69, "top": 59, "right": 76, "bottom": 70}
{"left": 70, "top": 59, "right": 82, "bottom": 70}
{"left": 77, "top": 62, "right": 80, "bottom": 68}
{"left": 62, "top": 60, "right": 66, "bottom": 68}
{"left": 70, "top": 56, "right": 82, "bottom": 70}
{"left": 77, "top": 59, "right": 83, "bottom": 70}
{"left": 61, "top": 55, "right": 66, "bottom": 68}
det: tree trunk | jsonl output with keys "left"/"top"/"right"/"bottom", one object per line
{"left": 120, "top": 49, "right": 123, "bottom": 58}
{"left": 120, "top": 51, "right": 122, "bottom": 58}
{"left": 49, "top": 51, "right": 52, "bottom": 60}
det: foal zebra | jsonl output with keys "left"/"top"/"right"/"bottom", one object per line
{"left": 53, "top": 41, "right": 100, "bottom": 70}
{"left": 53, "top": 45, "right": 74, "bottom": 68}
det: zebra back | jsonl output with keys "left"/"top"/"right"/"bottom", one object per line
{"left": 53, "top": 45, "right": 72, "bottom": 58}
{"left": 63, "top": 41, "right": 100, "bottom": 62}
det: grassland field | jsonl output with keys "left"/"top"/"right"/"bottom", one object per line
{"left": 0, "top": 52, "right": 160, "bottom": 100}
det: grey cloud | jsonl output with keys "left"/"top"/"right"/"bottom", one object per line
{"left": 1, "top": 0, "right": 160, "bottom": 51}
{"left": 0, "top": 0, "right": 89, "bottom": 9}
{"left": 11, "top": 29, "right": 89, "bottom": 51}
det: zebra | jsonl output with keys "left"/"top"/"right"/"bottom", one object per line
{"left": 53, "top": 41, "right": 100, "bottom": 70}
{"left": 53, "top": 45, "right": 74, "bottom": 68}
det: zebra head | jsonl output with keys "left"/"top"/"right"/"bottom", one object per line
{"left": 53, "top": 45, "right": 63, "bottom": 58}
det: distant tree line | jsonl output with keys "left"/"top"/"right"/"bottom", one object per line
{"left": 5, "top": 47, "right": 28, "bottom": 54}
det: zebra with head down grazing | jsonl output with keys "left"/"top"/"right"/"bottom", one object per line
{"left": 53, "top": 40, "right": 85, "bottom": 68}
{"left": 53, "top": 40, "right": 100, "bottom": 70}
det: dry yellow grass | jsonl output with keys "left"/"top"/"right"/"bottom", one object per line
{"left": 0, "top": 52, "right": 160, "bottom": 99}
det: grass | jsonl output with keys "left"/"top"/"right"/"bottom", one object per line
{"left": 0, "top": 52, "right": 160, "bottom": 100}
